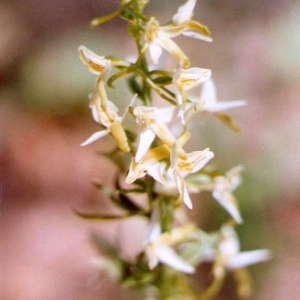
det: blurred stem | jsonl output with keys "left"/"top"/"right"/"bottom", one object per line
{"left": 234, "top": 268, "right": 252, "bottom": 299}
{"left": 199, "top": 276, "right": 225, "bottom": 300}
{"left": 135, "top": 32, "right": 151, "bottom": 105}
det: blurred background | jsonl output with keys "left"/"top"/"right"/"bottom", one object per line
{"left": 1, "top": 0, "right": 300, "bottom": 299}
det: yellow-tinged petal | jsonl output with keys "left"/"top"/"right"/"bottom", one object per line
{"left": 150, "top": 122, "right": 176, "bottom": 147}
{"left": 126, "top": 145, "right": 169, "bottom": 184}
{"left": 78, "top": 45, "right": 111, "bottom": 76}
{"left": 175, "top": 67, "right": 212, "bottom": 92}
{"left": 181, "top": 20, "right": 213, "bottom": 41}
{"left": 135, "top": 128, "right": 156, "bottom": 162}
{"left": 110, "top": 121, "right": 130, "bottom": 152}
{"left": 148, "top": 42, "right": 163, "bottom": 65}
{"left": 157, "top": 35, "right": 190, "bottom": 68}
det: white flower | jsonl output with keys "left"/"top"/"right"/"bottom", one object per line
{"left": 79, "top": 45, "right": 130, "bottom": 152}
{"left": 174, "top": 67, "right": 212, "bottom": 105}
{"left": 196, "top": 78, "right": 247, "bottom": 112}
{"left": 168, "top": 140, "right": 214, "bottom": 209}
{"left": 188, "top": 166, "right": 244, "bottom": 223}
{"left": 80, "top": 91, "right": 129, "bottom": 152}
{"left": 145, "top": 204, "right": 195, "bottom": 274}
{"left": 133, "top": 106, "right": 176, "bottom": 162}
{"left": 144, "top": 0, "right": 212, "bottom": 66}
{"left": 126, "top": 133, "right": 214, "bottom": 209}
{"left": 126, "top": 145, "right": 169, "bottom": 184}
{"left": 212, "top": 225, "right": 271, "bottom": 278}
{"left": 212, "top": 166, "right": 244, "bottom": 224}
{"left": 126, "top": 131, "right": 214, "bottom": 209}
{"left": 78, "top": 45, "right": 111, "bottom": 77}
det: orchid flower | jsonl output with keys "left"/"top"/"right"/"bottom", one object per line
{"left": 145, "top": 204, "right": 195, "bottom": 274}
{"left": 79, "top": 45, "right": 111, "bottom": 77}
{"left": 188, "top": 166, "right": 244, "bottom": 223}
{"left": 79, "top": 45, "right": 130, "bottom": 152}
{"left": 174, "top": 67, "right": 212, "bottom": 105}
{"left": 168, "top": 137, "right": 214, "bottom": 209}
{"left": 133, "top": 106, "right": 176, "bottom": 162}
{"left": 144, "top": 0, "right": 212, "bottom": 67}
{"left": 212, "top": 225, "right": 271, "bottom": 279}
{"left": 126, "top": 133, "right": 214, "bottom": 209}
{"left": 212, "top": 166, "right": 244, "bottom": 224}
{"left": 125, "top": 145, "right": 169, "bottom": 184}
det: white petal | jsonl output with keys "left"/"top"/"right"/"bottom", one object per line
{"left": 149, "top": 42, "right": 163, "bottom": 65}
{"left": 80, "top": 130, "right": 109, "bottom": 146}
{"left": 125, "top": 161, "right": 144, "bottom": 184}
{"left": 227, "top": 250, "right": 272, "bottom": 269}
{"left": 78, "top": 45, "right": 111, "bottom": 75}
{"left": 219, "top": 225, "right": 240, "bottom": 256}
{"left": 146, "top": 203, "right": 161, "bottom": 243}
{"left": 176, "top": 92, "right": 184, "bottom": 105}
{"left": 156, "top": 35, "right": 190, "bottom": 67}
{"left": 175, "top": 174, "right": 193, "bottom": 209}
{"left": 135, "top": 129, "right": 156, "bottom": 162}
{"left": 213, "top": 191, "right": 243, "bottom": 224}
{"left": 187, "top": 148, "right": 214, "bottom": 174}
{"left": 176, "top": 68, "right": 212, "bottom": 91}
{"left": 90, "top": 103, "right": 101, "bottom": 123}
{"left": 154, "top": 107, "right": 175, "bottom": 123}
{"left": 205, "top": 100, "right": 247, "bottom": 112}
{"left": 156, "top": 245, "right": 195, "bottom": 274}
{"left": 148, "top": 162, "right": 167, "bottom": 184}
{"left": 182, "top": 31, "right": 213, "bottom": 42}
{"left": 172, "top": 0, "right": 197, "bottom": 24}
{"left": 182, "top": 183, "right": 193, "bottom": 209}
{"left": 227, "top": 165, "right": 244, "bottom": 191}
{"left": 200, "top": 78, "right": 217, "bottom": 105}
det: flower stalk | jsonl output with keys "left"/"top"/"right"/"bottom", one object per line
{"left": 77, "top": 0, "right": 271, "bottom": 299}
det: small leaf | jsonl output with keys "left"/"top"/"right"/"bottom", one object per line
{"left": 90, "top": 9, "right": 121, "bottom": 27}
{"left": 111, "top": 193, "right": 141, "bottom": 212}
{"left": 128, "top": 75, "right": 144, "bottom": 99}
{"left": 74, "top": 209, "right": 134, "bottom": 221}
{"left": 107, "top": 67, "right": 135, "bottom": 88}
{"left": 152, "top": 75, "right": 173, "bottom": 85}
{"left": 214, "top": 112, "right": 241, "bottom": 133}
